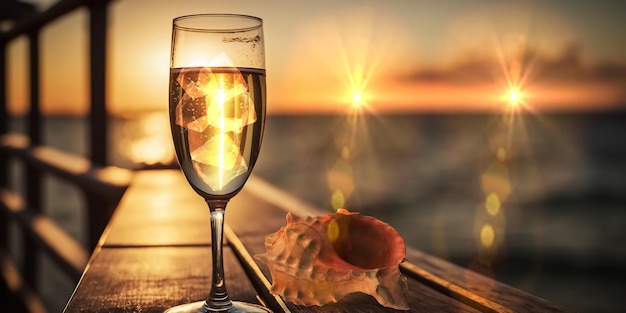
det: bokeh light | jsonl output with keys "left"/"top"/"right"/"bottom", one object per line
{"left": 480, "top": 224, "right": 495, "bottom": 248}
{"left": 118, "top": 111, "right": 176, "bottom": 167}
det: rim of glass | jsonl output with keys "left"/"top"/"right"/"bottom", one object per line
{"left": 173, "top": 14, "right": 263, "bottom": 33}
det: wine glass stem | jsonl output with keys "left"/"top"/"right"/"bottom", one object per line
{"left": 205, "top": 200, "right": 232, "bottom": 311}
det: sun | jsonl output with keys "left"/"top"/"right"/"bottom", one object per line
{"left": 509, "top": 89, "right": 520, "bottom": 104}
{"left": 352, "top": 92, "right": 364, "bottom": 108}
{"left": 507, "top": 87, "right": 525, "bottom": 108}
{"left": 509, "top": 90, "right": 519, "bottom": 103}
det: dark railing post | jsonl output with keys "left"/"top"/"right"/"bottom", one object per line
{"left": 28, "top": 31, "right": 42, "bottom": 145}
{"left": 0, "top": 42, "right": 7, "bottom": 250}
{"left": 89, "top": 0, "right": 107, "bottom": 166}
{"left": 87, "top": 0, "right": 111, "bottom": 249}
{"left": 0, "top": 42, "right": 6, "bottom": 138}
{"left": 24, "top": 29, "right": 43, "bottom": 289}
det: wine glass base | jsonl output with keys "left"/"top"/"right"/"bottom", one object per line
{"left": 164, "top": 300, "right": 272, "bottom": 313}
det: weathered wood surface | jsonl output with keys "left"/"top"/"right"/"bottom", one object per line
{"left": 64, "top": 170, "right": 570, "bottom": 313}
{"left": 401, "top": 250, "right": 568, "bottom": 313}
{"left": 65, "top": 247, "right": 261, "bottom": 312}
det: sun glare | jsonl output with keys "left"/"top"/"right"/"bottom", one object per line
{"left": 351, "top": 91, "right": 367, "bottom": 109}
{"left": 345, "top": 65, "right": 371, "bottom": 112}
{"left": 507, "top": 88, "right": 524, "bottom": 108}
{"left": 509, "top": 90, "right": 519, "bottom": 103}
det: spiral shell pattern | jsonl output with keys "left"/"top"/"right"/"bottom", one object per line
{"left": 256, "top": 209, "right": 409, "bottom": 310}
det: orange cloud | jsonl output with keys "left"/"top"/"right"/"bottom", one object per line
{"left": 390, "top": 42, "right": 626, "bottom": 112}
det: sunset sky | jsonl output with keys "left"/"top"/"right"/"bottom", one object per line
{"left": 5, "top": 0, "right": 626, "bottom": 115}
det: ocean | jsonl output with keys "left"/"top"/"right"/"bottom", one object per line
{"left": 6, "top": 112, "right": 626, "bottom": 312}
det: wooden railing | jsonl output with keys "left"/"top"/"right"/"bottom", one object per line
{"left": 0, "top": 134, "right": 132, "bottom": 312}
{"left": 0, "top": 0, "right": 129, "bottom": 312}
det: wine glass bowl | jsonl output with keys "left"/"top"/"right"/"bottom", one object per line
{"left": 167, "top": 14, "right": 270, "bottom": 313}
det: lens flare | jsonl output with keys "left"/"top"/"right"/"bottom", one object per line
{"left": 345, "top": 66, "right": 371, "bottom": 112}
{"left": 480, "top": 224, "right": 495, "bottom": 248}
{"left": 505, "top": 86, "right": 526, "bottom": 109}
{"left": 509, "top": 89, "right": 520, "bottom": 104}
{"left": 485, "top": 193, "right": 501, "bottom": 216}
{"left": 353, "top": 92, "right": 363, "bottom": 107}
{"left": 319, "top": 10, "right": 392, "bottom": 211}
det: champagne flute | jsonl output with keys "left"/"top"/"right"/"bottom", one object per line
{"left": 167, "top": 14, "right": 270, "bottom": 313}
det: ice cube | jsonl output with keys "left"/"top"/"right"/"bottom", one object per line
{"left": 175, "top": 93, "right": 208, "bottom": 130}
{"left": 176, "top": 68, "right": 257, "bottom": 133}
{"left": 191, "top": 132, "right": 238, "bottom": 169}
{"left": 191, "top": 132, "right": 249, "bottom": 190}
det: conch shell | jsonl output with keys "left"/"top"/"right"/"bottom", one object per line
{"left": 255, "top": 209, "right": 409, "bottom": 310}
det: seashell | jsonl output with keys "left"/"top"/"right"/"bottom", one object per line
{"left": 255, "top": 209, "right": 409, "bottom": 310}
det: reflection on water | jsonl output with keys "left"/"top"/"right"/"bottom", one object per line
{"left": 115, "top": 111, "right": 176, "bottom": 167}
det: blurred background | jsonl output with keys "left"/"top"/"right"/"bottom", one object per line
{"left": 2, "top": 0, "right": 625, "bottom": 312}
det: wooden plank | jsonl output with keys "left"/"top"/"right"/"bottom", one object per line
{"left": 227, "top": 185, "right": 296, "bottom": 239}
{"left": 101, "top": 170, "right": 311, "bottom": 247}
{"left": 0, "top": 188, "right": 88, "bottom": 282}
{"left": 224, "top": 225, "right": 291, "bottom": 313}
{"left": 402, "top": 249, "right": 571, "bottom": 313}
{"left": 63, "top": 246, "right": 264, "bottom": 313}
{"left": 101, "top": 170, "right": 213, "bottom": 247}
